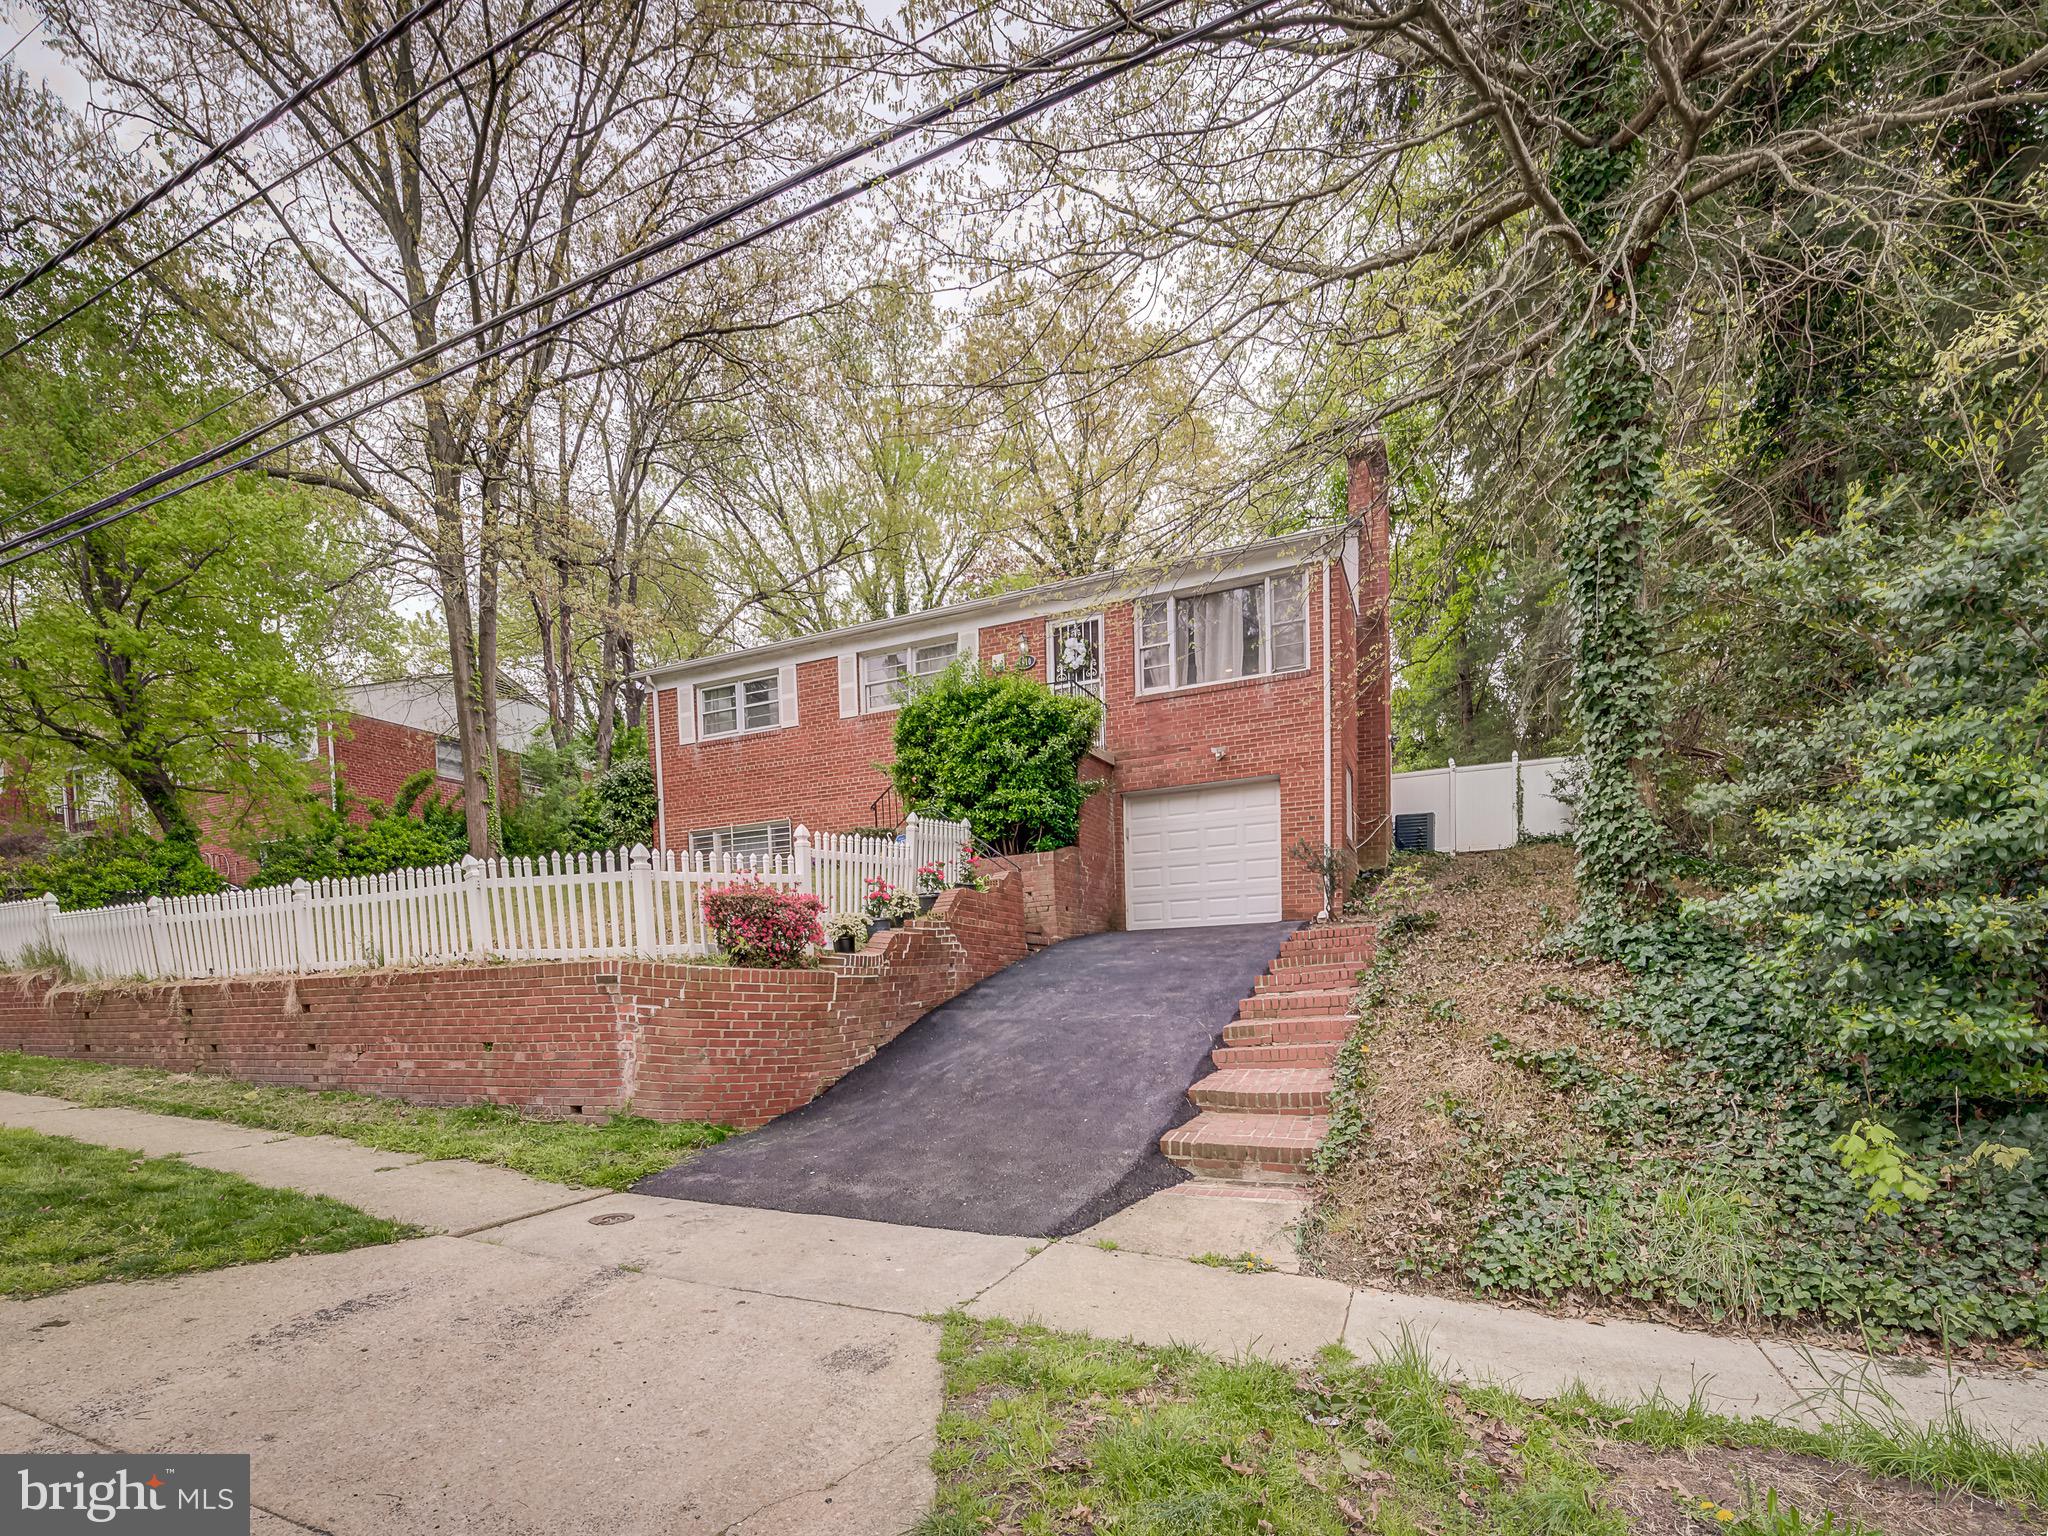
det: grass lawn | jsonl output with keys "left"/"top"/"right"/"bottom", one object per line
{"left": 920, "top": 1315, "right": 2048, "bottom": 1535}
{"left": 0, "top": 1052, "right": 731, "bottom": 1190}
{"left": 0, "top": 1126, "right": 414, "bottom": 1298}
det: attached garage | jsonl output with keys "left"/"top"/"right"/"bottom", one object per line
{"left": 1123, "top": 778, "right": 1283, "bottom": 929}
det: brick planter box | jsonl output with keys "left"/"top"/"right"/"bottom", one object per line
{"left": 0, "top": 875, "right": 1025, "bottom": 1128}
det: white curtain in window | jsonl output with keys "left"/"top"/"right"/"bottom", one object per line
{"left": 1179, "top": 585, "right": 1258, "bottom": 685}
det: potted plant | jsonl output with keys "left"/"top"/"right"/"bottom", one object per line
{"left": 863, "top": 877, "right": 899, "bottom": 934}
{"left": 825, "top": 912, "right": 868, "bottom": 954}
{"left": 955, "top": 842, "right": 989, "bottom": 892}
{"left": 915, "top": 862, "right": 946, "bottom": 912}
{"left": 884, "top": 891, "right": 920, "bottom": 926}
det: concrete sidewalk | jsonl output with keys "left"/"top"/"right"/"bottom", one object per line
{"left": 4, "top": 1092, "right": 2045, "bottom": 1535}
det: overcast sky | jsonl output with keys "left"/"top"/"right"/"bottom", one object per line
{"left": 2, "top": 6, "right": 90, "bottom": 110}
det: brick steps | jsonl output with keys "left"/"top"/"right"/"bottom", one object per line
{"left": 1223, "top": 1013, "right": 1351, "bottom": 1045}
{"left": 1210, "top": 1040, "right": 1341, "bottom": 1068}
{"left": 1161, "top": 921, "right": 1373, "bottom": 1186}
{"left": 1161, "top": 1111, "right": 1327, "bottom": 1182}
{"left": 1255, "top": 962, "right": 1365, "bottom": 991}
{"left": 1188, "top": 1065, "right": 1333, "bottom": 1114}
{"left": 1239, "top": 987, "right": 1353, "bottom": 1018}
{"left": 1273, "top": 923, "right": 1375, "bottom": 961}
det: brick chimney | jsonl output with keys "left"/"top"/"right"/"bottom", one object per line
{"left": 1349, "top": 441, "right": 1394, "bottom": 869}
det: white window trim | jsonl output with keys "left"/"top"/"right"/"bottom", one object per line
{"left": 856, "top": 634, "right": 961, "bottom": 716}
{"left": 1046, "top": 612, "right": 1106, "bottom": 695}
{"left": 696, "top": 670, "right": 782, "bottom": 740}
{"left": 1133, "top": 571, "right": 1313, "bottom": 698}
{"left": 1048, "top": 612, "right": 1107, "bottom": 744}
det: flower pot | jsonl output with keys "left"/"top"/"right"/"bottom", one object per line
{"left": 833, "top": 934, "right": 858, "bottom": 954}
{"left": 869, "top": 918, "right": 892, "bottom": 935}
{"left": 918, "top": 893, "right": 939, "bottom": 914}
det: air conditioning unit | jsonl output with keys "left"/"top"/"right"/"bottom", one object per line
{"left": 1393, "top": 812, "right": 1435, "bottom": 853}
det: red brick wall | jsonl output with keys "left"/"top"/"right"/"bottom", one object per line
{"left": 187, "top": 713, "right": 523, "bottom": 884}
{"left": 0, "top": 875, "right": 1026, "bottom": 1129}
{"left": 329, "top": 713, "right": 500, "bottom": 821}
{"left": 1011, "top": 752, "right": 1119, "bottom": 944}
{"left": 635, "top": 872, "right": 1026, "bottom": 1124}
{"left": 654, "top": 538, "right": 1393, "bottom": 919}
{"left": 653, "top": 659, "right": 899, "bottom": 849}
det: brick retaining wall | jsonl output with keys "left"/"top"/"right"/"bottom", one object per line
{"left": 0, "top": 875, "right": 1025, "bottom": 1129}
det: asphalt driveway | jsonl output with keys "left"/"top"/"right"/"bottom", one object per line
{"left": 632, "top": 923, "right": 1294, "bottom": 1237}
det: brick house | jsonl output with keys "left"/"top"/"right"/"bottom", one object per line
{"left": 190, "top": 675, "right": 548, "bottom": 882}
{"left": 0, "top": 675, "right": 543, "bottom": 884}
{"left": 643, "top": 449, "right": 1394, "bottom": 927}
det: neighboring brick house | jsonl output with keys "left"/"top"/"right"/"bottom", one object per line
{"left": 1, "top": 676, "right": 544, "bottom": 885}
{"left": 315, "top": 676, "right": 549, "bottom": 819}
{"left": 643, "top": 449, "right": 1394, "bottom": 926}
{"left": 194, "top": 676, "right": 548, "bottom": 883}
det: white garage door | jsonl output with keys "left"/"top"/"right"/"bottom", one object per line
{"left": 1124, "top": 778, "right": 1283, "bottom": 929}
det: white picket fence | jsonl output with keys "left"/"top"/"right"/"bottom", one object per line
{"left": 1391, "top": 753, "right": 1577, "bottom": 853}
{"left": 0, "top": 814, "right": 972, "bottom": 982}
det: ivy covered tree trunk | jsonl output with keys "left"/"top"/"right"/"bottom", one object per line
{"left": 1549, "top": 110, "right": 1670, "bottom": 936}
{"left": 1560, "top": 301, "right": 1668, "bottom": 934}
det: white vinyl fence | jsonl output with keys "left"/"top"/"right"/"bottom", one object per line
{"left": 1391, "top": 753, "right": 1576, "bottom": 853}
{"left": 0, "top": 814, "right": 972, "bottom": 983}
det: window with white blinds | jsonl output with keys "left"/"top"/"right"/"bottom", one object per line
{"left": 687, "top": 819, "right": 794, "bottom": 859}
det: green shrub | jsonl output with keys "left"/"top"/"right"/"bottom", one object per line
{"left": 250, "top": 772, "right": 467, "bottom": 886}
{"left": 0, "top": 828, "right": 224, "bottom": 910}
{"left": 568, "top": 753, "right": 656, "bottom": 851}
{"left": 500, "top": 732, "right": 655, "bottom": 857}
{"left": 889, "top": 664, "right": 1101, "bottom": 853}
{"left": 1703, "top": 471, "right": 2048, "bottom": 1103}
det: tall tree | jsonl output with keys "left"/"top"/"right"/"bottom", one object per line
{"left": 29, "top": 0, "right": 852, "bottom": 851}
{"left": 0, "top": 263, "right": 372, "bottom": 842}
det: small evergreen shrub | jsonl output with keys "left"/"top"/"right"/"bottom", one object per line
{"left": 701, "top": 880, "right": 824, "bottom": 967}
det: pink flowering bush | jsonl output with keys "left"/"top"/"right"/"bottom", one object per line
{"left": 956, "top": 843, "right": 989, "bottom": 892}
{"left": 702, "top": 880, "right": 824, "bottom": 967}
{"left": 916, "top": 861, "right": 947, "bottom": 896}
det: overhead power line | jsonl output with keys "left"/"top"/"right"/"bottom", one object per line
{"left": 2, "top": 0, "right": 1294, "bottom": 572}
{"left": 0, "top": 0, "right": 1195, "bottom": 561}
{"left": 0, "top": 0, "right": 457, "bottom": 304}
{"left": 0, "top": 1, "right": 986, "bottom": 531}
{"left": 0, "top": 14, "right": 46, "bottom": 66}
{"left": 0, "top": 0, "right": 581, "bottom": 363}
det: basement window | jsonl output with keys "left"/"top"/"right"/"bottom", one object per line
{"left": 688, "top": 820, "right": 794, "bottom": 860}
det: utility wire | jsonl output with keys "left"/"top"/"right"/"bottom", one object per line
{"left": 0, "top": 0, "right": 1225, "bottom": 565}
{"left": 0, "top": 0, "right": 580, "bottom": 362}
{"left": 0, "top": 13, "right": 45, "bottom": 66}
{"left": 0, "top": 1, "right": 987, "bottom": 531}
{"left": 0, "top": 0, "right": 457, "bottom": 303}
